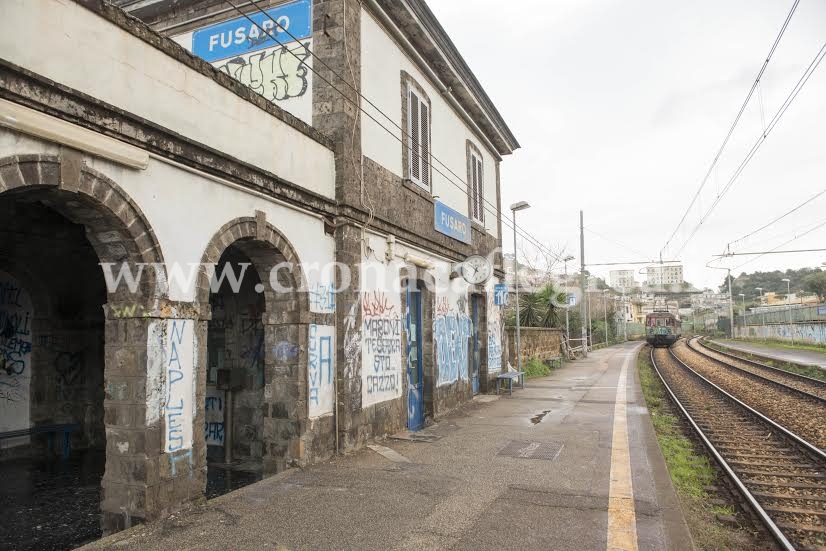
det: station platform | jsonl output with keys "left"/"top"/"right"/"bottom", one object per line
{"left": 712, "top": 339, "right": 826, "bottom": 369}
{"left": 82, "top": 343, "right": 692, "bottom": 551}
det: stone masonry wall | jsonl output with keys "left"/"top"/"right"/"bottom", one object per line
{"left": 506, "top": 327, "right": 564, "bottom": 367}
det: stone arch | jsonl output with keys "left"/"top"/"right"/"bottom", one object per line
{"left": 197, "top": 215, "right": 310, "bottom": 477}
{"left": 0, "top": 151, "right": 172, "bottom": 535}
{"left": 0, "top": 153, "right": 166, "bottom": 302}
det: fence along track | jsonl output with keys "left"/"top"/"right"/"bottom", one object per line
{"left": 696, "top": 338, "right": 826, "bottom": 398}
{"left": 650, "top": 346, "right": 826, "bottom": 550}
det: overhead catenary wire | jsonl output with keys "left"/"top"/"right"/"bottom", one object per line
{"left": 222, "top": 0, "right": 562, "bottom": 261}
{"left": 726, "top": 187, "right": 826, "bottom": 250}
{"left": 661, "top": 0, "right": 801, "bottom": 258}
{"left": 731, "top": 218, "right": 826, "bottom": 270}
{"left": 671, "top": 41, "right": 826, "bottom": 259}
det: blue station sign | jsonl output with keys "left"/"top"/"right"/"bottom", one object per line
{"left": 494, "top": 283, "right": 509, "bottom": 306}
{"left": 434, "top": 201, "right": 471, "bottom": 245}
{"left": 192, "top": 0, "right": 312, "bottom": 63}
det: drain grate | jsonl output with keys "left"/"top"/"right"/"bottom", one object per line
{"left": 497, "top": 440, "right": 564, "bottom": 461}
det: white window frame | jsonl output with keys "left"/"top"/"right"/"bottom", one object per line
{"left": 407, "top": 85, "right": 430, "bottom": 190}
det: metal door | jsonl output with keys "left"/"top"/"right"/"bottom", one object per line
{"left": 406, "top": 284, "right": 424, "bottom": 430}
{"left": 471, "top": 295, "right": 481, "bottom": 395}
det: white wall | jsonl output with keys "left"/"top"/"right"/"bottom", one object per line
{"left": 0, "top": 0, "right": 334, "bottom": 200}
{"left": 170, "top": 32, "right": 313, "bottom": 125}
{"left": 360, "top": 9, "right": 500, "bottom": 239}
{"left": 0, "top": 132, "right": 337, "bottom": 307}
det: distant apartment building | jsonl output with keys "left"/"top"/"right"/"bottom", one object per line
{"left": 609, "top": 269, "right": 636, "bottom": 290}
{"left": 646, "top": 264, "right": 684, "bottom": 286}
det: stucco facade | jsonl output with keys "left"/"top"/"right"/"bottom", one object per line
{"left": 0, "top": 0, "right": 518, "bottom": 536}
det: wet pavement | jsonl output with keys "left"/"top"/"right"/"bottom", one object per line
{"left": 81, "top": 343, "right": 695, "bottom": 551}
{"left": 205, "top": 464, "right": 261, "bottom": 500}
{"left": 0, "top": 450, "right": 104, "bottom": 551}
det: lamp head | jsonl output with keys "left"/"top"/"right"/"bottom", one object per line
{"left": 510, "top": 201, "right": 531, "bottom": 212}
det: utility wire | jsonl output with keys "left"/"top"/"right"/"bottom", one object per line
{"left": 726, "top": 187, "right": 826, "bottom": 250}
{"left": 661, "top": 0, "right": 800, "bottom": 257}
{"left": 672, "top": 41, "right": 826, "bottom": 259}
{"left": 732, "top": 218, "right": 826, "bottom": 270}
{"left": 585, "top": 227, "right": 654, "bottom": 262}
{"left": 222, "top": 0, "right": 561, "bottom": 261}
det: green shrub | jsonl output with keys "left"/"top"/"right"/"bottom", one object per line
{"left": 523, "top": 357, "right": 551, "bottom": 378}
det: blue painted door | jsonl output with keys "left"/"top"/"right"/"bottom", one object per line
{"left": 406, "top": 284, "right": 424, "bottom": 431}
{"left": 471, "top": 295, "right": 481, "bottom": 395}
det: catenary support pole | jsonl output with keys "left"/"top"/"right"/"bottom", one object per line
{"left": 580, "top": 210, "right": 588, "bottom": 357}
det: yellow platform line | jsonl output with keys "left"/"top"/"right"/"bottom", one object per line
{"left": 607, "top": 352, "right": 638, "bottom": 551}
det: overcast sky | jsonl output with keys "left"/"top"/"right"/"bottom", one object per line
{"left": 428, "top": 0, "right": 826, "bottom": 293}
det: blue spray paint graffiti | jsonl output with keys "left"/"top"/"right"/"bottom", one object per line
{"left": 164, "top": 320, "right": 194, "bottom": 453}
{"left": 308, "top": 324, "right": 335, "bottom": 417}
{"left": 434, "top": 297, "right": 472, "bottom": 386}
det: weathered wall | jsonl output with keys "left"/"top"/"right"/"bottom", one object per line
{"left": 0, "top": 0, "right": 335, "bottom": 199}
{"left": 360, "top": 7, "right": 500, "bottom": 239}
{"left": 735, "top": 323, "right": 826, "bottom": 345}
{"left": 506, "top": 327, "right": 564, "bottom": 367}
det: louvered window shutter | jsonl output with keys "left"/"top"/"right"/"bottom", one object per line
{"left": 476, "top": 156, "right": 484, "bottom": 224}
{"left": 410, "top": 90, "right": 420, "bottom": 183}
{"left": 420, "top": 102, "right": 429, "bottom": 188}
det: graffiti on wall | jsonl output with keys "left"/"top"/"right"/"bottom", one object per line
{"left": 309, "top": 282, "right": 336, "bottom": 314}
{"left": 434, "top": 295, "right": 472, "bottom": 386}
{"left": 218, "top": 42, "right": 310, "bottom": 103}
{"left": 205, "top": 387, "right": 225, "bottom": 446}
{"left": 361, "top": 290, "right": 402, "bottom": 407}
{"left": 486, "top": 292, "right": 503, "bottom": 373}
{"left": 0, "top": 271, "right": 32, "bottom": 434}
{"left": 308, "top": 324, "right": 335, "bottom": 418}
{"left": 162, "top": 319, "right": 195, "bottom": 453}
{"left": 343, "top": 302, "right": 361, "bottom": 380}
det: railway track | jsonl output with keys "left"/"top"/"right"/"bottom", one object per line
{"left": 691, "top": 338, "right": 826, "bottom": 401}
{"left": 671, "top": 338, "right": 826, "bottom": 451}
{"left": 650, "top": 346, "right": 826, "bottom": 550}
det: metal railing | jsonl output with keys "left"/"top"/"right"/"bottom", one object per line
{"left": 736, "top": 303, "right": 826, "bottom": 326}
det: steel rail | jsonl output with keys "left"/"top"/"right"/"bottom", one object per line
{"left": 698, "top": 337, "right": 826, "bottom": 387}
{"left": 684, "top": 337, "right": 826, "bottom": 405}
{"left": 649, "top": 347, "right": 796, "bottom": 550}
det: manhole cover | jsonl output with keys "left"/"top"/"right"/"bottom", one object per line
{"left": 497, "top": 440, "right": 564, "bottom": 460}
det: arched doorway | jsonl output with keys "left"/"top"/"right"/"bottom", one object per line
{"left": 0, "top": 153, "right": 164, "bottom": 543}
{"left": 198, "top": 216, "right": 307, "bottom": 497}
{"left": 205, "top": 245, "right": 266, "bottom": 496}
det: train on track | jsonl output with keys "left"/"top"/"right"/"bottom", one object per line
{"left": 645, "top": 310, "right": 681, "bottom": 347}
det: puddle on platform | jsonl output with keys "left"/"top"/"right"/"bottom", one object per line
{"left": 0, "top": 449, "right": 105, "bottom": 551}
{"left": 206, "top": 463, "right": 262, "bottom": 499}
{"left": 530, "top": 410, "right": 552, "bottom": 424}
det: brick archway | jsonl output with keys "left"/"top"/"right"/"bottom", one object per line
{"left": 197, "top": 214, "right": 310, "bottom": 475}
{"left": 0, "top": 152, "right": 174, "bottom": 535}
{"left": 0, "top": 153, "right": 165, "bottom": 301}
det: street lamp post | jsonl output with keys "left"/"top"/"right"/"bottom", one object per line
{"left": 510, "top": 201, "right": 530, "bottom": 374}
{"left": 738, "top": 293, "right": 745, "bottom": 336}
{"left": 602, "top": 289, "right": 609, "bottom": 345}
{"left": 782, "top": 278, "right": 793, "bottom": 345}
{"left": 563, "top": 255, "right": 574, "bottom": 350}
{"left": 756, "top": 287, "right": 765, "bottom": 327}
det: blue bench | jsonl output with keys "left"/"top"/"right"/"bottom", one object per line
{"left": 496, "top": 371, "right": 525, "bottom": 395}
{"left": 0, "top": 423, "right": 79, "bottom": 459}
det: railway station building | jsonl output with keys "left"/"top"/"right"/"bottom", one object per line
{"left": 0, "top": 0, "right": 518, "bottom": 536}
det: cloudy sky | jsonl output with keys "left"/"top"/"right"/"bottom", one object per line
{"left": 428, "top": 0, "right": 826, "bottom": 292}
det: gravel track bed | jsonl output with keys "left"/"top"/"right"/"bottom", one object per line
{"left": 652, "top": 347, "right": 826, "bottom": 549}
{"left": 692, "top": 340, "right": 826, "bottom": 401}
{"left": 672, "top": 340, "right": 826, "bottom": 451}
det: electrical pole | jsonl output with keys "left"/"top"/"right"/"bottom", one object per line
{"left": 727, "top": 268, "right": 734, "bottom": 339}
{"left": 579, "top": 210, "right": 588, "bottom": 357}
